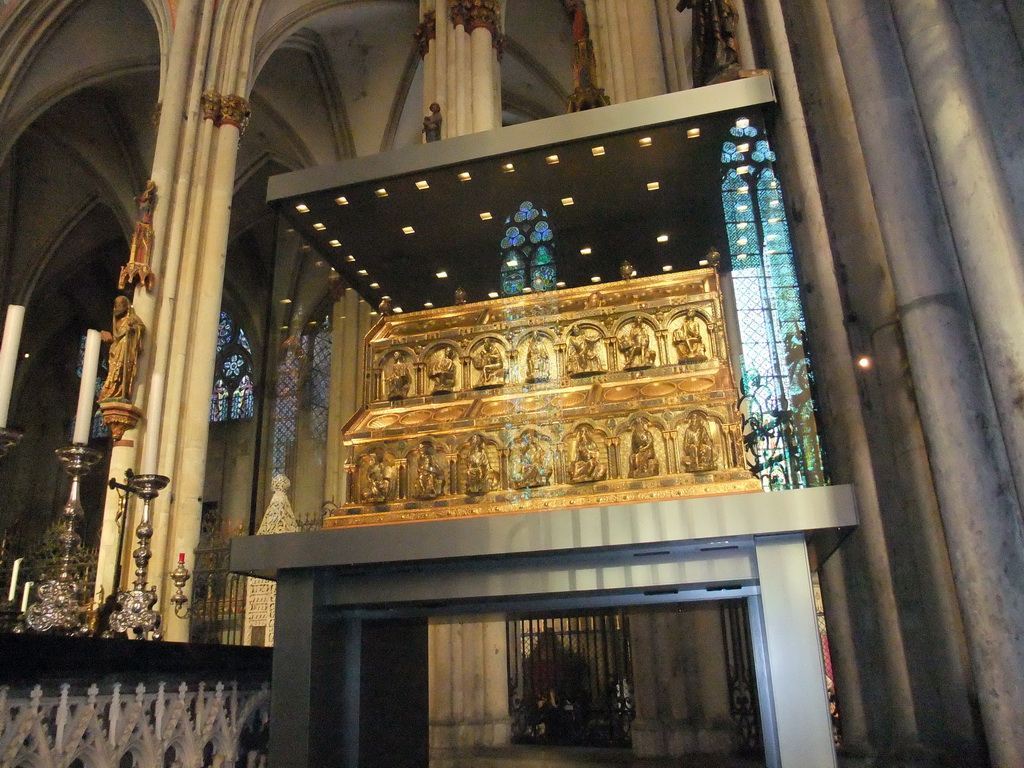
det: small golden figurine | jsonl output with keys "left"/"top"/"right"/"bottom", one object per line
{"left": 569, "top": 425, "right": 607, "bottom": 483}
{"left": 99, "top": 296, "right": 145, "bottom": 402}
{"left": 382, "top": 351, "right": 411, "bottom": 399}
{"left": 473, "top": 339, "right": 505, "bottom": 387}
{"left": 620, "top": 260, "right": 636, "bottom": 281}
{"left": 428, "top": 347, "right": 458, "bottom": 393}
{"left": 454, "top": 287, "right": 468, "bottom": 305}
{"left": 465, "top": 435, "right": 492, "bottom": 494}
{"left": 617, "top": 320, "right": 656, "bottom": 369}
{"left": 682, "top": 411, "right": 716, "bottom": 472}
{"left": 673, "top": 309, "right": 708, "bottom": 363}
{"left": 415, "top": 441, "right": 446, "bottom": 498}
{"left": 628, "top": 417, "right": 660, "bottom": 478}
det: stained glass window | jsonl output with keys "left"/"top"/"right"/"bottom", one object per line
{"left": 272, "top": 346, "right": 299, "bottom": 477}
{"left": 720, "top": 117, "right": 825, "bottom": 490}
{"left": 308, "top": 320, "right": 332, "bottom": 445}
{"left": 76, "top": 334, "right": 109, "bottom": 440}
{"left": 210, "top": 310, "right": 255, "bottom": 423}
{"left": 500, "top": 201, "right": 558, "bottom": 296}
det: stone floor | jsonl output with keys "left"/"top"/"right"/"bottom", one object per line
{"left": 432, "top": 746, "right": 766, "bottom": 767}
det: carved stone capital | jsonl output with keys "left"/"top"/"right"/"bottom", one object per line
{"left": 414, "top": 10, "right": 436, "bottom": 57}
{"left": 467, "top": 0, "right": 500, "bottom": 36}
{"left": 201, "top": 90, "right": 221, "bottom": 122}
{"left": 219, "top": 94, "right": 250, "bottom": 135}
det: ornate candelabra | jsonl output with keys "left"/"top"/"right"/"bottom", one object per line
{"left": 24, "top": 443, "right": 103, "bottom": 634}
{"left": 168, "top": 553, "right": 191, "bottom": 618}
{"left": 107, "top": 472, "right": 169, "bottom": 639}
{"left": 0, "top": 426, "right": 22, "bottom": 459}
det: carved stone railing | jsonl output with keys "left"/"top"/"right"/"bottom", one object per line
{"left": 0, "top": 679, "right": 269, "bottom": 768}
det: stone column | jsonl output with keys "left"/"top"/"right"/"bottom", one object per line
{"left": 468, "top": 1, "right": 500, "bottom": 134}
{"left": 822, "top": 0, "right": 1024, "bottom": 763}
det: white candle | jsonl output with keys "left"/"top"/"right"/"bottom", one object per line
{"left": 140, "top": 372, "right": 164, "bottom": 475}
{"left": 20, "top": 581, "right": 32, "bottom": 613}
{"left": 7, "top": 557, "right": 22, "bottom": 603}
{"left": 73, "top": 329, "right": 101, "bottom": 444}
{"left": 0, "top": 304, "right": 25, "bottom": 428}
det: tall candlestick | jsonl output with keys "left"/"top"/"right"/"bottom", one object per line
{"left": 140, "top": 372, "right": 164, "bottom": 475}
{"left": 20, "top": 581, "right": 32, "bottom": 613}
{"left": 0, "top": 305, "right": 25, "bottom": 428}
{"left": 73, "top": 330, "right": 101, "bottom": 444}
{"left": 7, "top": 557, "right": 22, "bottom": 603}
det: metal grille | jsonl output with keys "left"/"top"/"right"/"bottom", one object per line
{"left": 721, "top": 601, "right": 762, "bottom": 753}
{"left": 188, "top": 503, "right": 246, "bottom": 645}
{"left": 507, "top": 610, "right": 634, "bottom": 747}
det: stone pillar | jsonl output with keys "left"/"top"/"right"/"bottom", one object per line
{"left": 467, "top": 1, "right": 500, "bottom": 133}
{"left": 587, "top": 0, "right": 669, "bottom": 105}
{"left": 656, "top": 0, "right": 691, "bottom": 91}
{"left": 822, "top": 0, "right": 1024, "bottom": 763}
{"left": 93, "top": 0, "right": 211, "bottom": 599}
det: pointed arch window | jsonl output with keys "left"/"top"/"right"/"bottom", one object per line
{"left": 210, "top": 311, "right": 255, "bottom": 423}
{"left": 500, "top": 201, "right": 558, "bottom": 296}
{"left": 720, "top": 118, "right": 825, "bottom": 490}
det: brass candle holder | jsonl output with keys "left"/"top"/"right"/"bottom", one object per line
{"left": 0, "top": 426, "right": 22, "bottom": 459}
{"left": 24, "top": 443, "right": 103, "bottom": 635}
{"left": 107, "top": 472, "right": 169, "bottom": 639}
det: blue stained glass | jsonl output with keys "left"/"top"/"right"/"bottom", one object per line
{"left": 531, "top": 265, "right": 557, "bottom": 291}
{"left": 211, "top": 379, "right": 229, "bottom": 422}
{"left": 217, "top": 312, "right": 232, "bottom": 353}
{"left": 533, "top": 245, "right": 553, "bottom": 265}
{"left": 223, "top": 354, "right": 244, "bottom": 378}
{"left": 501, "top": 201, "right": 557, "bottom": 295}
{"left": 237, "top": 328, "right": 251, "bottom": 353}
{"left": 502, "top": 227, "right": 525, "bottom": 248}
{"left": 502, "top": 271, "right": 526, "bottom": 295}
{"left": 210, "top": 310, "right": 254, "bottom": 423}
{"left": 752, "top": 140, "right": 776, "bottom": 162}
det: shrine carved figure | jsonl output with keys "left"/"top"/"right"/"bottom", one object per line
{"left": 677, "top": 0, "right": 741, "bottom": 88}
{"left": 628, "top": 417, "right": 661, "bottom": 479}
{"left": 568, "top": 425, "right": 607, "bottom": 484}
{"left": 682, "top": 411, "right": 716, "bottom": 472}
{"left": 617, "top": 320, "right": 656, "bottom": 369}
{"left": 673, "top": 310, "right": 708, "bottom": 363}
{"left": 510, "top": 430, "right": 552, "bottom": 489}
{"left": 422, "top": 102, "right": 442, "bottom": 142}
{"left": 566, "top": 325, "right": 603, "bottom": 375}
{"left": 359, "top": 451, "right": 394, "bottom": 503}
{"left": 414, "top": 441, "right": 446, "bottom": 499}
{"left": 525, "top": 334, "right": 551, "bottom": 382}
{"left": 465, "top": 434, "right": 494, "bottom": 494}
{"left": 428, "top": 346, "right": 458, "bottom": 393}
{"left": 473, "top": 339, "right": 505, "bottom": 387}
{"left": 99, "top": 295, "right": 146, "bottom": 401}
{"left": 382, "top": 350, "right": 411, "bottom": 399}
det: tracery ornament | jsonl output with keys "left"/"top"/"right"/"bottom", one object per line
{"left": 682, "top": 411, "right": 716, "bottom": 472}
{"left": 414, "top": 10, "right": 436, "bottom": 57}
{"left": 509, "top": 429, "right": 552, "bottom": 489}
{"left": 568, "top": 425, "right": 607, "bottom": 484}
{"left": 119, "top": 180, "right": 157, "bottom": 291}
{"left": 628, "top": 417, "right": 660, "bottom": 479}
{"left": 617, "top": 320, "right": 656, "bottom": 369}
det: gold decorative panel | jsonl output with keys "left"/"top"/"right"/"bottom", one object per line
{"left": 327, "top": 268, "right": 760, "bottom": 528}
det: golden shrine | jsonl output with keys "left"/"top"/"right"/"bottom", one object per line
{"left": 328, "top": 267, "right": 760, "bottom": 528}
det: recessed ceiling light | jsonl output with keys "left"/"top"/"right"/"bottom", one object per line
{"left": 295, "top": 204, "right": 309, "bottom": 213}
{"left": 737, "top": 253, "right": 748, "bottom": 260}
{"left": 436, "top": 271, "right": 448, "bottom": 279}
{"left": 415, "top": 180, "right": 429, "bottom": 190}
{"left": 458, "top": 171, "right": 471, "bottom": 181}
{"left": 335, "top": 196, "right": 348, "bottom": 205}
{"left": 488, "top": 291, "right": 499, "bottom": 298}
{"left": 357, "top": 269, "right": 368, "bottom": 275}
{"left": 591, "top": 146, "right": 605, "bottom": 156}
{"left": 638, "top": 137, "right": 652, "bottom": 147}
{"left": 663, "top": 265, "right": 673, "bottom": 272}
{"left": 737, "top": 222, "right": 748, "bottom": 230}
{"left": 313, "top": 222, "right": 326, "bottom": 231}
{"left": 280, "top": 298, "right": 292, "bottom": 304}
{"left": 346, "top": 254, "right": 356, "bottom": 262}
{"left": 736, "top": 204, "right": 749, "bottom": 212}
{"left": 402, "top": 226, "right": 415, "bottom": 235}
{"left": 687, "top": 128, "right": 700, "bottom": 139}
{"left": 736, "top": 118, "right": 750, "bottom": 129}
{"left": 369, "top": 311, "right": 379, "bottom": 316}
{"left": 502, "top": 163, "right": 515, "bottom": 173}
{"left": 522, "top": 287, "right": 532, "bottom": 293}
{"left": 480, "top": 212, "right": 492, "bottom": 220}
{"left": 657, "top": 235, "right": 669, "bottom": 243}
{"left": 424, "top": 302, "right": 434, "bottom": 308}
{"left": 646, "top": 182, "right": 660, "bottom": 191}
{"left": 546, "top": 155, "right": 559, "bottom": 165}
{"left": 375, "top": 188, "right": 388, "bottom": 197}
{"left": 739, "top": 185, "right": 750, "bottom": 194}
{"left": 507, "top": 259, "right": 519, "bottom": 268}
{"left": 280, "top": 325, "right": 289, "bottom": 330}
{"left": 394, "top": 307, "right": 404, "bottom": 313}
{"left": 699, "top": 259, "right": 709, "bottom": 266}
{"left": 580, "top": 247, "right": 592, "bottom": 255}
{"left": 591, "top": 276, "right": 601, "bottom": 283}
{"left": 737, "top": 166, "right": 750, "bottom": 175}
{"left": 328, "top": 239, "right": 341, "bottom": 247}
{"left": 370, "top": 282, "right": 380, "bottom": 289}
{"left": 737, "top": 143, "right": 750, "bottom": 153}
{"left": 737, "top": 237, "right": 748, "bottom": 246}
{"left": 555, "top": 281, "right": 566, "bottom": 288}
{"left": 561, "top": 197, "right": 574, "bottom": 206}
{"left": 301, "top": 245, "right": 311, "bottom": 251}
